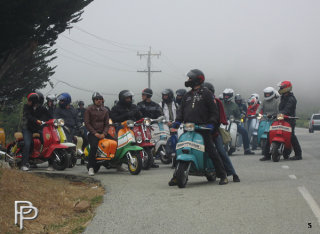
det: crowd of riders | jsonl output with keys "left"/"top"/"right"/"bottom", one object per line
{"left": 18, "top": 69, "right": 302, "bottom": 185}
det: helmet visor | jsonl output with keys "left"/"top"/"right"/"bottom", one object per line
{"left": 122, "top": 91, "right": 134, "bottom": 98}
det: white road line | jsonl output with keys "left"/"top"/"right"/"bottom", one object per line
{"left": 289, "top": 175, "right": 297, "bottom": 180}
{"left": 282, "top": 165, "right": 289, "bottom": 169}
{"left": 298, "top": 186, "right": 320, "bottom": 227}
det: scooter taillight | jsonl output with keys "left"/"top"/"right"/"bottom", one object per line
{"left": 182, "top": 149, "right": 190, "bottom": 154}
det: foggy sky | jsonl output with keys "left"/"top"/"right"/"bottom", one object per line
{"left": 42, "top": 0, "right": 320, "bottom": 112}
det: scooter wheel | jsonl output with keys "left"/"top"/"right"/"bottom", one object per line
{"left": 271, "top": 142, "right": 280, "bottom": 162}
{"left": 176, "top": 161, "right": 189, "bottom": 188}
{"left": 128, "top": 151, "right": 142, "bottom": 175}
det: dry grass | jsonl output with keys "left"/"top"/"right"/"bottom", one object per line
{"left": 0, "top": 167, "right": 105, "bottom": 234}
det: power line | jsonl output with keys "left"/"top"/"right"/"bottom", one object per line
{"left": 137, "top": 47, "right": 161, "bottom": 88}
{"left": 74, "top": 25, "right": 148, "bottom": 52}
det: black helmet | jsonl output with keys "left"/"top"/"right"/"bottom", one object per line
{"left": 35, "top": 91, "right": 44, "bottom": 106}
{"left": 142, "top": 88, "right": 153, "bottom": 98}
{"left": 175, "top": 89, "right": 187, "bottom": 97}
{"left": 78, "top": 101, "right": 85, "bottom": 106}
{"left": 203, "top": 82, "right": 215, "bottom": 94}
{"left": 92, "top": 92, "right": 103, "bottom": 102}
{"left": 119, "top": 90, "right": 134, "bottom": 105}
{"left": 27, "top": 93, "right": 39, "bottom": 105}
{"left": 162, "top": 89, "right": 174, "bottom": 103}
{"left": 185, "top": 69, "right": 205, "bottom": 88}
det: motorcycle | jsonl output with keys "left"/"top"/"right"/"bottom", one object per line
{"left": 224, "top": 115, "right": 240, "bottom": 155}
{"left": 267, "top": 114, "right": 298, "bottom": 162}
{"left": 84, "top": 120, "right": 143, "bottom": 175}
{"left": 5, "top": 119, "right": 73, "bottom": 170}
{"left": 247, "top": 114, "right": 259, "bottom": 150}
{"left": 150, "top": 116, "right": 170, "bottom": 164}
{"left": 257, "top": 114, "right": 273, "bottom": 155}
{"left": 173, "top": 123, "right": 216, "bottom": 188}
{"left": 132, "top": 118, "right": 155, "bottom": 170}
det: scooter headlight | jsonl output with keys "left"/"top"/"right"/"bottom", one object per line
{"left": 127, "top": 120, "right": 134, "bottom": 128}
{"left": 277, "top": 114, "right": 284, "bottom": 120}
{"left": 144, "top": 118, "right": 151, "bottom": 127}
{"left": 184, "top": 123, "right": 195, "bottom": 132}
{"left": 257, "top": 114, "right": 263, "bottom": 120}
{"left": 136, "top": 136, "right": 142, "bottom": 144}
{"left": 58, "top": 118, "right": 65, "bottom": 126}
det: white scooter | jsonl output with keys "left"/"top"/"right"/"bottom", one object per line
{"left": 224, "top": 116, "right": 240, "bottom": 155}
{"left": 247, "top": 114, "right": 259, "bottom": 150}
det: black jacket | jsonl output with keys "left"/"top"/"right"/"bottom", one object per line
{"left": 35, "top": 105, "right": 52, "bottom": 122}
{"left": 279, "top": 92, "right": 297, "bottom": 126}
{"left": 137, "top": 100, "right": 163, "bottom": 119}
{"left": 54, "top": 106, "right": 80, "bottom": 129}
{"left": 176, "top": 87, "right": 219, "bottom": 126}
{"left": 110, "top": 102, "right": 142, "bottom": 123}
{"left": 21, "top": 104, "right": 40, "bottom": 132}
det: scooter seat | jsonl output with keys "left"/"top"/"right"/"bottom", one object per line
{"left": 14, "top": 132, "right": 40, "bottom": 140}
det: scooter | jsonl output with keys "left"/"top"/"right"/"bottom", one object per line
{"left": 257, "top": 114, "right": 273, "bottom": 155}
{"left": 84, "top": 120, "right": 143, "bottom": 175}
{"left": 132, "top": 118, "right": 155, "bottom": 170}
{"left": 267, "top": 114, "right": 298, "bottom": 162}
{"left": 247, "top": 114, "right": 259, "bottom": 150}
{"left": 150, "top": 116, "right": 170, "bottom": 164}
{"left": 224, "top": 116, "right": 239, "bottom": 155}
{"left": 5, "top": 119, "right": 73, "bottom": 170}
{"left": 173, "top": 123, "right": 216, "bottom": 188}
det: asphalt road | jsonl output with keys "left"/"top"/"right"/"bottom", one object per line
{"left": 32, "top": 128, "right": 320, "bottom": 234}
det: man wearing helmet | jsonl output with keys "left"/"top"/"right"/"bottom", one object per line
{"left": 261, "top": 81, "right": 302, "bottom": 161}
{"left": 137, "top": 88, "right": 163, "bottom": 119}
{"left": 169, "top": 69, "right": 228, "bottom": 186}
{"left": 175, "top": 89, "right": 187, "bottom": 108}
{"left": 85, "top": 92, "right": 110, "bottom": 176}
{"left": 110, "top": 90, "right": 142, "bottom": 123}
{"left": 222, "top": 88, "right": 255, "bottom": 155}
{"left": 159, "top": 89, "right": 176, "bottom": 126}
{"left": 45, "top": 94, "right": 57, "bottom": 117}
{"left": 257, "top": 87, "right": 279, "bottom": 118}
{"left": 77, "top": 101, "right": 86, "bottom": 123}
{"left": 54, "top": 92, "right": 80, "bottom": 142}
{"left": 20, "top": 93, "right": 42, "bottom": 171}
{"left": 235, "top": 94, "right": 247, "bottom": 118}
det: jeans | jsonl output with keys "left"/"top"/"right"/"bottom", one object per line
{"left": 21, "top": 129, "right": 33, "bottom": 167}
{"left": 237, "top": 124, "right": 250, "bottom": 151}
{"left": 88, "top": 133, "right": 99, "bottom": 169}
{"left": 213, "top": 134, "right": 236, "bottom": 176}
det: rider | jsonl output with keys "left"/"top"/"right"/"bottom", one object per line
{"left": 54, "top": 93, "right": 80, "bottom": 142}
{"left": 260, "top": 81, "right": 302, "bottom": 161}
{"left": 235, "top": 94, "right": 247, "bottom": 120}
{"left": 20, "top": 93, "right": 42, "bottom": 171}
{"left": 110, "top": 90, "right": 142, "bottom": 123}
{"left": 137, "top": 88, "right": 163, "bottom": 119}
{"left": 257, "top": 87, "right": 280, "bottom": 117}
{"left": 159, "top": 89, "right": 176, "bottom": 126}
{"left": 77, "top": 101, "right": 86, "bottom": 124}
{"left": 175, "top": 89, "right": 187, "bottom": 108}
{"left": 246, "top": 95, "right": 261, "bottom": 150}
{"left": 84, "top": 92, "right": 110, "bottom": 176}
{"left": 45, "top": 94, "right": 56, "bottom": 117}
{"left": 169, "top": 69, "right": 228, "bottom": 186}
{"left": 222, "top": 88, "right": 255, "bottom": 155}
{"left": 35, "top": 91, "right": 52, "bottom": 121}
{"left": 203, "top": 82, "right": 240, "bottom": 182}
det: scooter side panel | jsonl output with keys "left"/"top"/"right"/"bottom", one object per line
{"left": 229, "top": 122, "right": 238, "bottom": 148}
{"left": 176, "top": 154, "right": 199, "bottom": 169}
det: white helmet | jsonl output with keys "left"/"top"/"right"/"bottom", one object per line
{"left": 263, "top": 87, "right": 276, "bottom": 101}
{"left": 250, "top": 93, "right": 260, "bottom": 100}
{"left": 223, "top": 88, "right": 234, "bottom": 102}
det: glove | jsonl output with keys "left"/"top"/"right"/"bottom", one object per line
{"left": 205, "top": 124, "right": 214, "bottom": 132}
{"left": 172, "top": 121, "right": 181, "bottom": 129}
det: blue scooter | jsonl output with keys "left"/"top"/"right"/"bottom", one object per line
{"left": 174, "top": 123, "right": 216, "bottom": 188}
{"left": 257, "top": 115, "right": 273, "bottom": 155}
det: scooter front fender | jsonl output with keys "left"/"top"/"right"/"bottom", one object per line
{"left": 117, "top": 145, "right": 143, "bottom": 159}
{"left": 155, "top": 140, "right": 167, "bottom": 151}
{"left": 176, "top": 154, "right": 199, "bottom": 170}
{"left": 45, "top": 144, "right": 69, "bottom": 159}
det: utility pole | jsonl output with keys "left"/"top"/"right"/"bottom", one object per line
{"left": 137, "top": 46, "right": 161, "bottom": 89}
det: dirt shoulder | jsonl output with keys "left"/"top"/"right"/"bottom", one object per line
{"left": 0, "top": 167, "right": 105, "bottom": 233}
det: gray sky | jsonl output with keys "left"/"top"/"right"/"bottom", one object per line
{"left": 43, "top": 0, "right": 320, "bottom": 112}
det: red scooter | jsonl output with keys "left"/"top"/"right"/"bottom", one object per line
{"left": 5, "top": 119, "right": 73, "bottom": 170}
{"left": 268, "top": 114, "right": 298, "bottom": 162}
{"left": 132, "top": 118, "right": 155, "bottom": 170}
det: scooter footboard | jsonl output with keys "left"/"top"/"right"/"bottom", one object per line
{"left": 176, "top": 154, "right": 199, "bottom": 170}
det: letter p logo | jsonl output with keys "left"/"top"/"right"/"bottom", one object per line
{"left": 15, "top": 201, "right": 38, "bottom": 230}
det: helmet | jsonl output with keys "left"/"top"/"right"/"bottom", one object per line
{"left": 92, "top": 92, "right": 103, "bottom": 102}
{"left": 78, "top": 101, "right": 85, "bottom": 106}
{"left": 235, "top": 94, "right": 242, "bottom": 102}
{"left": 223, "top": 88, "right": 234, "bottom": 102}
{"left": 119, "top": 90, "right": 134, "bottom": 104}
{"left": 185, "top": 69, "right": 205, "bottom": 88}
{"left": 142, "top": 88, "right": 153, "bottom": 98}
{"left": 35, "top": 91, "right": 44, "bottom": 106}
{"left": 203, "top": 82, "right": 215, "bottom": 94}
{"left": 176, "top": 89, "right": 187, "bottom": 97}
{"left": 250, "top": 93, "right": 260, "bottom": 100}
{"left": 162, "top": 89, "right": 174, "bottom": 103}
{"left": 263, "top": 87, "right": 276, "bottom": 101}
{"left": 27, "top": 93, "right": 39, "bottom": 105}
{"left": 46, "top": 94, "right": 56, "bottom": 102}
{"left": 278, "top": 80, "right": 292, "bottom": 95}
{"left": 247, "top": 96, "right": 258, "bottom": 106}
{"left": 57, "top": 93, "right": 71, "bottom": 107}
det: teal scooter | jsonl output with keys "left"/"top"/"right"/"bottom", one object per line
{"left": 174, "top": 123, "right": 216, "bottom": 188}
{"left": 257, "top": 115, "right": 273, "bottom": 155}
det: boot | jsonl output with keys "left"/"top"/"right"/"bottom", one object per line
{"left": 289, "top": 155, "right": 302, "bottom": 160}
{"left": 244, "top": 150, "right": 255, "bottom": 155}
{"left": 168, "top": 177, "right": 177, "bottom": 186}
{"left": 233, "top": 174, "right": 240, "bottom": 182}
{"left": 219, "top": 176, "right": 228, "bottom": 185}
{"left": 260, "top": 156, "right": 270, "bottom": 161}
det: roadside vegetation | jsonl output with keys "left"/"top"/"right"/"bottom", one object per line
{"left": 0, "top": 167, "right": 104, "bottom": 233}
